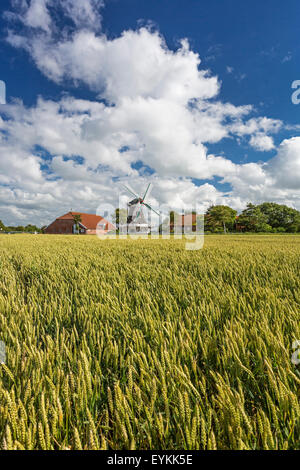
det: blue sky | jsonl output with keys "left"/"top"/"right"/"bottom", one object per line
{"left": 2, "top": 1, "right": 299, "bottom": 120}
{"left": 0, "top": 0, "right": 300, "bottom": 225}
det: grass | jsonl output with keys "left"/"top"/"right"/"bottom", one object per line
{"left": 0, "top": 234, "right": 299, "bottom": 450}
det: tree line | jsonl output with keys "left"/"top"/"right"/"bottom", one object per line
{"left": 204, "top": 202, "right": 300, "bottom": 233}
{"left": 0, "top": 220, "right": 42, "bottom": 233}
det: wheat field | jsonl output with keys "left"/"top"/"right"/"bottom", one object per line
{"left": 0, "top": 234, "right": 299, "bottom": 450}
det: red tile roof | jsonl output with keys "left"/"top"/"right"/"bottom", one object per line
{"left": 57, "top": 212, "right": 114, "bottom": 230}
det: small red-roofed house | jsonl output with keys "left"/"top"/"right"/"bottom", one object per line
{"left": 169, "top": 213, "right": 197, "bottom": 233}
{"left": 44, "top": 212, "right": 115, "bottom": 235}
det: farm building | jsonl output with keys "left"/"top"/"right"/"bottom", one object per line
{"left": 44, "top": 212, "right": 115, "bottom": 235}
{"left": 169, "top": 213, "right": 197, "bottom": 233}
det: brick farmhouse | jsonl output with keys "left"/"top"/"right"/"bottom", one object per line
{"left": 170, "top": 213, "right": 197, "bottom": 233}
{"left": 44, "top": 212, "right": 115, "bottom": 235}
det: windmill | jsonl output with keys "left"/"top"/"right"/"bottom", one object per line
{"left": 121, "top": 183, "right": 160, "bottom": 234}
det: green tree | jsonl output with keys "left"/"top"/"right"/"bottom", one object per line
{"left": 238, "top": 203, "right": 271, "bottom": 232}
{"left": 72, "top": 214, "right": 82, "bottom": 234}
{"left": 205, "top": 205, "right": 237, "bottom": 233}
{"left": 0, "top": 220, "right": 5, "bottom": 232}
{"left": 24, "top": 224, "right": 41, "bottom": 233}
{"left": 169, "top": 211, "right": 182, "bottom": 233}
{"left": 112, "top": 208, "right": 128, "bottom": 228}
{"left": 258, "top": 202, "right": 300, "bottom": 232}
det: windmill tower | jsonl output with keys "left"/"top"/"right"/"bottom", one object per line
{"left": 121, "top": 183, "right": 160, "bottom": 234}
